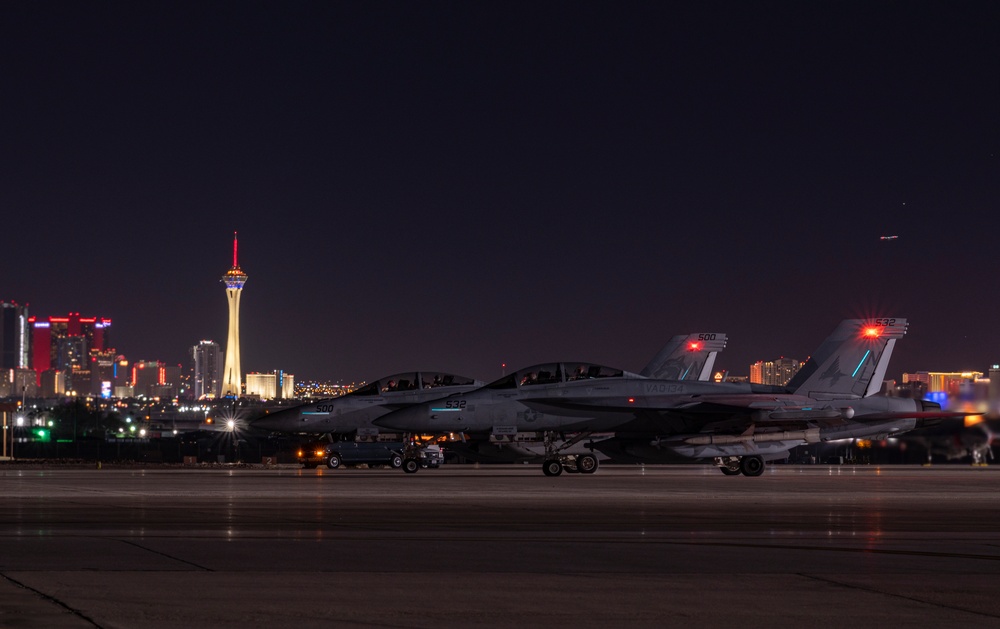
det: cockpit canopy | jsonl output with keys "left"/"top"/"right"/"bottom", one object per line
{"left": 351, "top": 372, "right": 479, "bottom": 396}
{"left": 486, "top": 362, "right": 625, "bottom": 390}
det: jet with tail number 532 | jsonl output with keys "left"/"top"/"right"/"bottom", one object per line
{"left": 375, "top": 319, "right": 967, "bottom": 477}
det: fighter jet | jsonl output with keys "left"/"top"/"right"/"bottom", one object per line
{"left": 899, "top": 417, "right": 997, "bottom": 465}
{"left": 375, "top": 318, "right": 966, "bottom": 477}
{"left": 443, "top": 332, "right": 728, "bottom": 465}
{"left": 250, "top": 371, "right": 485, "bottom": 437}
{"left": 251, "top": 333, "right": 726, "bottom": 440}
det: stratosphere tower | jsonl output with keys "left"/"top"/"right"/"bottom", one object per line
{"left": 220, "top": 232, "right": 247, "bottom": 397}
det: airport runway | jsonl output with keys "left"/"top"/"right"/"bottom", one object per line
{"left": 2, "top": 463, "right": 1000, "bottom": 628}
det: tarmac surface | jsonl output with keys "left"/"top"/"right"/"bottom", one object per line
{"left": 1, "top": 463, "right": 1000, "bottom": 628}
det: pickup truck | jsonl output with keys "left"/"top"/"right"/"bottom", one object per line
{"left": 297, "top": 441, "right": 443, "bottom": 470}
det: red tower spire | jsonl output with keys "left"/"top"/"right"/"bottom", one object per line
{"left": 233, "top": 231, "right": 239, "bottom": 268}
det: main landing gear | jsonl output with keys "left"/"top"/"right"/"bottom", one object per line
{"left": 540, "top": 432, "right": 600, "bottom": 477}
{"left": 715, "top": 455, "right": 765, "bottom": 477}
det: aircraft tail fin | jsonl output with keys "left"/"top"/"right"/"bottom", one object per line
{"left": 641, "top": 333, "right": 727, "bottom": 381}
{"left": 786, "top": 318, "right": 907, "bottom": 398}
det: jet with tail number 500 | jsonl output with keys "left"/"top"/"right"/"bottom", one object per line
{"left": 375, "top": 319, "right": 966, "bottom": 477}
{"left": 441, "top": 332, "right": 728, "bottom": 466}
{"left": 250, "top": 332, "right": 726, "bottom": 442}
{"left": 251, "top": 371, "right": 485, "bottom": 437}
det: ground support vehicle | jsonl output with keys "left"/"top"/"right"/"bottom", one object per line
{"left": 297, "top": 440, "right": 405, "bottom": 469}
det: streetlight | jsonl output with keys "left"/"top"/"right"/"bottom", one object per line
{"left": 227, "top": 419, "right": 239, "bottom": 462}
{"left": 13, "top": 384, "right": 26, "bottom": 460}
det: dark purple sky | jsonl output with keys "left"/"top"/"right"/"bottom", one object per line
{"left": 2, "top": 1, "right": 998, "bottom": 383}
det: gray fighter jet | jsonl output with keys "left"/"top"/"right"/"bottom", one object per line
{"left": 444, "top": 332, "right": 727, "bottom": 464}
{"left": 375, "top": 319, "right": 966, "bottom": 477}
{"left": 251, "top": 371, "right": 485, "bottom": 436}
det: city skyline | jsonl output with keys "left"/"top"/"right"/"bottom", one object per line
{"left": 5, "top": 296, "right": 996, "bottom": 393}
{"left": 3, "top": 3, "right": 998, "bottom": 383}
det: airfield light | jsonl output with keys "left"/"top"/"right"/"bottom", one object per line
{"left": 965, "top": 415, "right": 984, "bottom": 428}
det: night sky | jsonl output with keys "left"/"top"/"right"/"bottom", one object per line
{"left": 2, "top": 1, "right": 998, "bottom": 384}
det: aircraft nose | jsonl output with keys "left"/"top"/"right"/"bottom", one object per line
{"left": 373, "top": 406, "right": 426, "bottom": 431}
{"left": 251, "top": 408, "right": 298, "bottom": 432}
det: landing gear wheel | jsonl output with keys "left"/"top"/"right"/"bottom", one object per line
{"left": 576, "top": 453, "right": 599, "bottom": 474}
{"left": 740, "top": 455, "right": 765, "bottom": 477}
{"left": 542, "top": 459, "right": 563, "bottom": 477}
{"left": 326, "top": 454, "right": 342, "bottom": 469}
{"left": 389, "top": 454, "right": 403, "bottom": 469}
{"left": 719, "top": 466, "right": 741, "bottom": 476}
{"left": 402, "top": 458, "right": 420, "bottom": 474}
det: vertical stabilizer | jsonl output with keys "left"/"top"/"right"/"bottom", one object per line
{"left": 787, "top": 318, "right": 907, "bottom": 398}
{"left": 641, "top": 333, "right": 727, "bottom": 381}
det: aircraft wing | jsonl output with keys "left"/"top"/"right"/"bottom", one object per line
{"left": 521, "top": 395, "right": 971, "bottom": 435}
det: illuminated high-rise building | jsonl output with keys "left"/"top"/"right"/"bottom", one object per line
{"left": 1, "top": 302, "right": 30, "bottom": 370}
{"left": 244, "top": 370, "right": 295, "bottom": 400}
{"left": 749, "top": 357, "right": 804, "bottom": 386}
{"left": 245, "top": 372, "right": 276, "bottom": 399}
{"left": 220, "top": 232, "right": 248, "bottom": 397}
{"left": 40, "top": 369, "right": 66, "bottom": 397}
{"left": 132, "top": 360, "right": 164, "bottom": 398}
{"left": 28, "top": 313, "right": 111, "bottom": 376}
{"left": 191, "top": 341, "right": 222, "bottom": 400}
{"left": 89, "top": 349, "right": 118, "bottom": 398}
{"left": 277, "top": 370, "right": 294, "bottom": 400}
